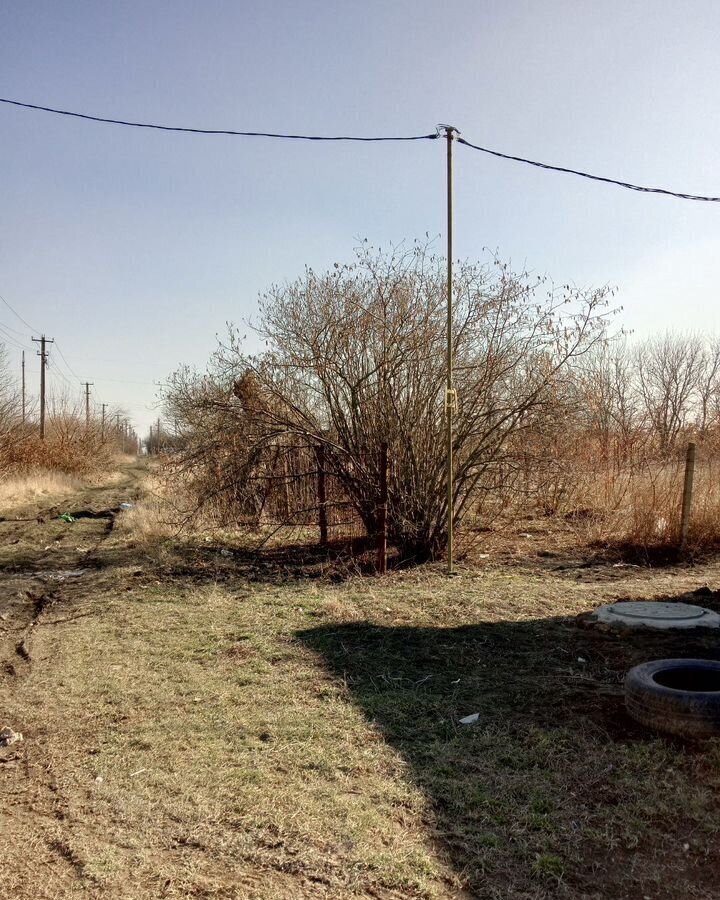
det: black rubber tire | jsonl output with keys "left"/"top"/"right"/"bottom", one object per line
{"left": 624, "top": 659, "right": 720, "bottom": 738}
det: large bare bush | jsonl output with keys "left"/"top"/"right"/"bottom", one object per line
{"left": 166, "top": 244, "right": 612, "bottom": 561}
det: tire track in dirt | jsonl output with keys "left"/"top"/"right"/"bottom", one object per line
{"left": 1, "top": 463, "right": 144, "bottom": 676}
{"left": 0, "top": 463, "right": 147, "bottom": 884}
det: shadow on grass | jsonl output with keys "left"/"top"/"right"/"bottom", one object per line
{"left": 298, "top": 614, "right": 720, "bottom": 899}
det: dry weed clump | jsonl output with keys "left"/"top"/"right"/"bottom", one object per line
{"left": 5, "top": 424, "right": 115, "bottom": 476}
{"left": 0, "top": 470, "right": 84, "bottom": 511}
{"left": 115, "top": 472, "right": 184, "bottom": 545}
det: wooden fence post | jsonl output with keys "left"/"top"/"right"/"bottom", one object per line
{"left": 680, "top": 441, "right": 696, "bottom": 552}
{"left": 377, "top": 442, "right": 388, "bottom": 574}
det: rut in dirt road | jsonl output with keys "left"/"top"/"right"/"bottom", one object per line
{"left": 0, "top": 462, "right": 147, "bottom": 679}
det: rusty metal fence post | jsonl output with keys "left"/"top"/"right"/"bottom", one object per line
{"left": 680, "top": 441, "right": 696, "bottom": 552}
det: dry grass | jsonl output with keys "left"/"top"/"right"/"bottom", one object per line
{"left": 3, "top": 469, "right": 720, "bottom": 900}
{"left": 5, "top": 463, "right": 720, "bottom": 897}
{"left": 0, "top": 470, "right": 84, "bottom": 510}
{"left": 560, "top": 455, "right": 720, "bottom": 558}
{"left": 115, "top": 473, "right": 180, "bottom": 545}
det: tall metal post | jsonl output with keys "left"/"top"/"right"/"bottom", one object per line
{"left": 21, "top": 351, "right": 26, "bottom": 424}
{"left": 101, "top": 403, "right": 107, "bottom": 442}
{"left": 680, "top": 441, "right": 697, "bottom": 552}
{"left": 441, "top": 125, "right": 459, "bottom": 574}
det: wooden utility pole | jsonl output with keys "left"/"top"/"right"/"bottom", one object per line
{"left": 21, "top": 351, "right": 26, "bottom": 424}
{"left": 148, "top": 425, "right": 153, "bottom": 455}
{"left": 440, "top": 124, "right": 459, "bottom": 574}
{"left": 156, "top": 416, "right": 161, "bottom": 453}
{"left": 680, "top": 442, "right": 697, "bottom": 552}
{"left": 83, "top": 382, "right": 94, "bottom": 428}
{"left": 101, "top": 403, "right": 108, "bottom": 442}
{"left": 31, "top": 334, "right": 53, "bottom": 440}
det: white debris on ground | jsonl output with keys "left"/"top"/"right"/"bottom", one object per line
{"left": 0, "top": 726, "right": 23, "bottom": 747}
{"left": 459, "top": 713, "right": 480, "bottom": 725}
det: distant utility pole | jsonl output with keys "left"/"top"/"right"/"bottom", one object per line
{"left": 148, "top": 425, "right": 153, "bottom": 455}
{"left": 156, "top": 416, "right": 161, "bottom": 453}
{"left": 101, "top": 403, "right": 108, "bottom": 442}
{"left": 21, "top": 351, "right": 26, "bottom": 424}
{"left": 83, "top": 382, "right": 94, "bottom": 428}
{"left": 31, "top": 334, "right": 54, "bottom": 440}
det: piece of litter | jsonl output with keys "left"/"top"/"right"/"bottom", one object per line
{"left": 577, "top": 657, "right": 587, "bottom": 663}
{"left": 0, "top": 726, "right": 23, "bottom": 747}
{"left": 59, "top": 512, "right": 76, "bottom": 523}
{"left": 451, "top": 678, "right": 461, "bottom": 684}
{"left": 459, "top": 713, "right": 480, "bottom": 726}
{"left": 129, "top": 769, "right": 147, "bottom": 778}
{"left": 95, "top": 775, "right": 103, "bottom": 783}
{"left": 119, "top": 502, "right": 133, "bottom": 510}
{"left": 219, "top": 549, "right": 233, "bottom": 557}
{"left": 683, "top": 843, "right": 690, "bottom": 852}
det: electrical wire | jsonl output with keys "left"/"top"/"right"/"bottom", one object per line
{"left": 90, "top": 376, "right": 164, "bottom": 385}
{"left": 53, "top": 341, "right": 83, "bottom": 382}
{"left": 0, "top": 326, "right": 32, "bottom": 352}
{"left": 457, "top": 136, "right": 720, "bottom": 202}
{"left": 2, "top": 97, "right": 720, "bottom": 201}
{"left": 48, "top": 360, "right": 75, "bottom": 391}
{"left": 0, "top": 291, "right": 38, "bottom": 331}
{"left": 0, "top": 318, "right": 31, "bottom": 338}
{"left": 0, "top": 98, "right": 438, "bottom": 142}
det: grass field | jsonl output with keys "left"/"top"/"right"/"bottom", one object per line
{"left": 2, "top": 462, "right": 720, "bottom": 898}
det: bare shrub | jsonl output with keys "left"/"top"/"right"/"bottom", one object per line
{"left": 164, "top": 244, "right": 612, "bottom": 562}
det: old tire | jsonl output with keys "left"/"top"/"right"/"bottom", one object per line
{"left": 624, "top": 659, "right": 720, "bottom": 738}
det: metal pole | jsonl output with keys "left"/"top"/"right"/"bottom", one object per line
{"left": 316, "top": 443, "right": 328, "bottom": 546}
{"left": 40, "top": 337, "right": 46, "bottom": 440}
{"left": 441, "top": 125, "right": 459, "bottom": 574}
{"left": 680, "top": 441, "right": 696, "bottom": 552}
{"left": 101, "top": 403, "right": 107, "bottom": 443}
{"left": 21, "top": 351, "right": 25, "bottom": 424}
{"left": 377, "top": 441, "right": 388, "bottom": 574}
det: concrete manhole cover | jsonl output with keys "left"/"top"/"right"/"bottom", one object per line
{"left": 591, "top": 600, "right": 720, "bottom": 630}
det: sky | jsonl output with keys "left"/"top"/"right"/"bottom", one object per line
{"left": 1, "top": 0, "right": 720, "bottom": 436}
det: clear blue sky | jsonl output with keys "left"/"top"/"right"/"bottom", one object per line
{"left": 2, "top": 1, "right": 719, "bottom": 435}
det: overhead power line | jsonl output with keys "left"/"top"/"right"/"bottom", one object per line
{"left": 0, "top": 291, "right": 38, "bottom": 332}
{"left": 0, "top": 324, "right": 32, "bottom": 352}
{"left": 2, "top": 96, "right": 720, "bottom": 201}
{"left": 53, "top": 341, "right": 83, "bottom": 381}
{"left": 0, "top": 98, "right": 437, "bottom": 142}
{"left": 0, "top": 318, "right": 30, "bottom": 338}
{"left": 457, "top": 137, "right": 720, "bottom": 203}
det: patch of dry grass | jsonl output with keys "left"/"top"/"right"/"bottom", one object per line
{"left": 4, "top": 463, "right": 720, "bottom": 898}
{"left": 3, "top": 553, "right": 720, "bottom": 898}
{"left": 0, "top": 470, "right": 84, "bottom": 510}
